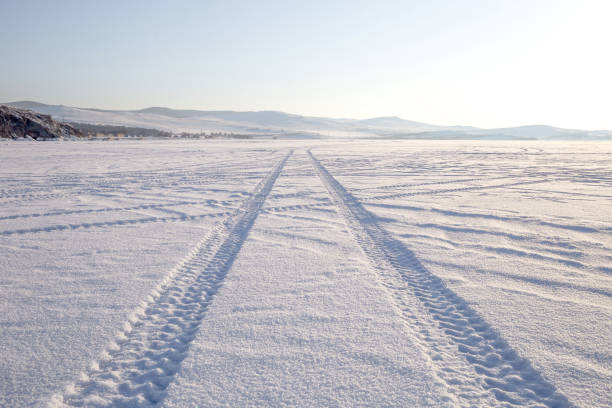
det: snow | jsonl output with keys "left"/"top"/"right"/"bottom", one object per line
{"left": 7, "top": 101, "right": 612, "bottom": 140}
{"left": 0, "top": 139, "right": 610, "bottom": 407}
{"left": 162, "top": 151, "right": 446, "bottom": 407}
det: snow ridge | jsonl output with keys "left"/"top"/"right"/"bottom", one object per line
{"left": 308, "top": 150, "right": 571, "bottom": 408}
{"left": 366, "top": 179, "right": 549, "bottom": 201}
{"left": 0, "top": 210, "right": 234, "bottom": 237}
{"left": 49, "top": 151, "right": 292, "bottom": 408}
{"left": 0, "top": 200, "right": 217, "bottom": 221}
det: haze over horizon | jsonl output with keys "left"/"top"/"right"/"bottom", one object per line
{"left": 2, "top": 0, "right": 611, "bottom": 130}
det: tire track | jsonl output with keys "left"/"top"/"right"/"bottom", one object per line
{"left": 49, "top": 151, "right": 292, "bottom": 408}
{"left": 0, "top": 192, "right": 67, "bottom": 205}
{"left": 0, "top": 211, "right": 234, "bottom": 236}
{"left": 0, "top": 199, "right": 242, "bottom": 222}
{"left": 261, "top": 201, "right": 334, "bottom": 214}
{"left": 352, "top": 175, "right": 517, "bottom": 193}
{"left": 308, "top": 151, "right": 571, "bottom": 408}
{"left": 366, "top": 179, "right": 550, "bottom": 201}
{"left": 0, "top": 203, "right": 333, "bottom": 236}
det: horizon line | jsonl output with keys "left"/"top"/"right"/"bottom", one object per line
{"left": 4, "top": 99, "right": 611, "bottom": 132}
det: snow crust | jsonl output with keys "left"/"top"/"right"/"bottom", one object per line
{"left": 162, "top": 151, "right": 447, "bottom": 407}
{"left": 0, "top": 139, "right": 610, "bottom": 407}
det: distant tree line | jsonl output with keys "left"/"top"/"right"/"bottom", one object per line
{"left": 70, "top": 123, "right": 252, "bottom": 139}
{"left": 175, "top": 131, "right": 252, "bottom": 139}
{"left": 207, "top": 132, "right": 252, "bottom": 139}
{"left": 70, "top": 123, "right": 172, "bottom": 138}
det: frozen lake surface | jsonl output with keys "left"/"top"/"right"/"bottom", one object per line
{"left": 1, "top": 140, "right": 610, "bottom": 407}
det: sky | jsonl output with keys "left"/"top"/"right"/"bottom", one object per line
{"left": 1, "top": 0, "right": 611, "bottom": 130}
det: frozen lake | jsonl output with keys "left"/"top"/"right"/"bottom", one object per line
{"left": 1, "top": 140, "right": 610, "bottom": 407}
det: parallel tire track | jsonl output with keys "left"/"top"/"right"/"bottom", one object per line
{"left": 50, "top": 151, "right": 292, "bottom": 408}
{"left": 308, "top": 151, "right": 571, "bottom": 408}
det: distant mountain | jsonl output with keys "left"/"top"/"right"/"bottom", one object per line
{"left": 4, "top": 101, "right": 611, "bottom": 140}
{"left": 353, "top": 116, "right": 432, "bottom": 130}
{"left": 475, "top": 125, "right": 612, "bottom": 140}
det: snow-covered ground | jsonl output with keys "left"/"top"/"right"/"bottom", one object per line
{"left": 1, "top": 140, "right": 610, "bottom": 407}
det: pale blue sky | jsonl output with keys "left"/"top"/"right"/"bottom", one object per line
{"left": 2, "top": 0, "right": 611, "bottom": 129}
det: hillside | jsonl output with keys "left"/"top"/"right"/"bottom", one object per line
{"left": 4, "top": 101, "right": 612, "bottom": 140}
{"left": 0, "top": 105, "right": 83, "bottom": 140}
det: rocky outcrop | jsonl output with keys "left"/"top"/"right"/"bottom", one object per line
{"left": 0, "top": 105, "right": 83, "bottom": 140}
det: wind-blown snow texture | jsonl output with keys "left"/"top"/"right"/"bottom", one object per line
{"left": 0, "top": 140, "right": 610, "bottom": 407}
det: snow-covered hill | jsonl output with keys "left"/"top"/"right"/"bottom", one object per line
{"left": 5, "top": 101, "right": 612, "bottom": 140}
